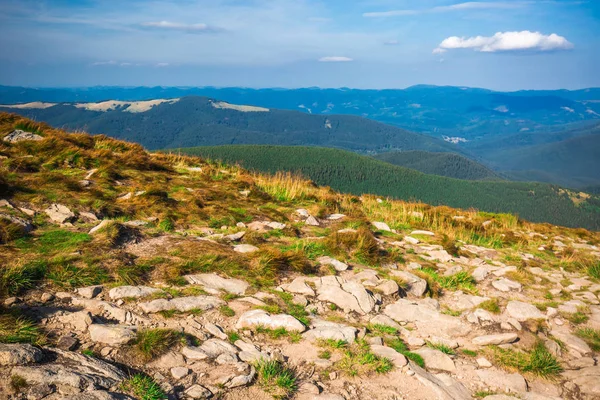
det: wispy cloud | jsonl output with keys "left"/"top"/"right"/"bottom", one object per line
{"left": 140, "top": 21, "right": 222, "bottom": 33}
{"left": 318, "top": 56, "right": 353, "bottom": 62}
{"left": 90, "top": 60, "right": 117, "bottom": 66}
{"left": 383, "top": 40, "right": 399, "bottom": 46}
{"left": 363, "top": 1, "right": 528, "bottom": 18}
{"left": 433, "top": 31, "right": 574, "bottom": 53}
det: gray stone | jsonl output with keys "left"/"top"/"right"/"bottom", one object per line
{"left": 303, "top": 319, "right": 357, "bottom": 343}
{"left": 411, "top": 230, "right": 435, "bottom": 236}
{"left": 492, "top": 278, "right": 522, "bottom": 292}
{"left": 317, "top": 256, "right": 349, "bottom": 271}
{"left": 235, "top": 309, "right": 306, "bottom": 332}
{"left": 26, "top": 383, "right": 55, "bottom": 400}
{"left": 0, "top": 213, "right": 34, "bottom": 233}
{"left": 204, "top": 322, "right": 228, "bottom": 340}
{"left": 88, "top": 324, "right": 136, "bottom": 345}
{"left": 370, "top": 345, "right": 408, "bottom": 367}
{"left": 138, "top": 295, "right": 225, "bottom": 313}
{"left": 414, "top": 348, "right": 456, "bottom": 372}
{"left": 185, "top": 384, "right": 212, "bottom": 399}
{"left": 108, "top": 285, "right": 162, "bottom": 300}
{"left": 182, "top": 346, "right": 209, "bottom": 360}
{"left": 506, "top": 301, "right": 545, "bottom": 321}
{"left": 305, "top": 216, "right": 320, "bottom": 226}
{"left": 372, "top": 221, "right": 391, "bottom": 231}
{"left": 410, "top": 362, "right": 471, "bottom": 400}
{"left": 280, "top": 277, "right": 316, "bottom": 296}
{"left": 76, "top": 285, "right": 103, "bottom": 299}
{"left": 472, "top": 333, "right": 518, "bottom": 346}
{"left": 390, "top": 270, "right": 427, "bottom": 297}
{"left": 89, "top": 219, "right": 112, "bottom": 234}
{"left": 562, "top": 366, "right": 600, "bottom": 397}
{"left": 44, "top": 203, "right": 75, "bottom": 224}
{"left": 184, "top": 273, "right": 249, "bottom": 295}
{"left": 199, "top": 339, "right": 239, "bottom": 359}
{"left": 0, "top": 343, "right": 43, "bottom": 366}
{"left": 170, "top": 366, "right": 190, "bottom": 379}
{"left": 476, "top": 369, "right": 527, "bottom": 393}
{"left": 57, "top": 311, "right": 93, "bottom": 332}
{"left": 233, "top": 244, "right": 259, "bottom": 253}
{"left": 375, "top": 279, "right": 399, "bottom": 295}
{"left": 57, "top": 335, "right": 80, "bottom": 351}
{"left": 4, "top": 129, "right": 43, "bottom": 142}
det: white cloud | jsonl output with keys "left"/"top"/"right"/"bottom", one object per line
{"left": 155, "top": 62, "right": 170, "bottom": 67}
{"left": 364, "top": 1, "right": 527, "bottom": 18}
{"left": 90, "top": 60, "right": 117, "bottom": 66}
{"left": 384, "top": 40, "right": 399, "bottom": 46}
{"left": 318, "top": 56, "right": 353, "bottom": 62}
{"left": 433, "top": 31, "right": 573, "bottom": 53}
{"left": 140, "top": 21, "right": 221, "bottom": 33}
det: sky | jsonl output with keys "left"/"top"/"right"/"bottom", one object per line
{"left": 0, "top": 0, "right": 599, "bottom": 90}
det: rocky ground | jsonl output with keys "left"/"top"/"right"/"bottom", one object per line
{"left": 1, "top": 115, "right": 600, "bottom": 400}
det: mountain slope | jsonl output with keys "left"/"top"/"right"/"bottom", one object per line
{"left": 373, "top": 151, "right": 500, "bottom": 181}
{"left": 174, "top": 144, "right": 600, "bottom": 230}
{"left": 486, "top": 132, "right": 600, "bottom": 188}
{"left": 0, "top": 96, "right": 459, "bottom": 153}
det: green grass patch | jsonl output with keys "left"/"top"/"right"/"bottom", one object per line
{"left": 255, "top": 359, "right": 297, "bottom": 399}
{"left": 0, "top": 314, "right": 44, "bottom": 345}
{"left": 256, "top": 327, "right": 302, "bottom": 343}
{"left": 227, "top": 331, "right": 240, "bottom": 344}
{"left": 427, "top": 342, "right": 456, "bottom": 355}
{"left": 336, "top": 340, "right": 394, "bottom": 376}
{"left": 488, "top": 342, "right": 562, "bottom": 378}
{"left": 219, "top": 305, "right": 236, "bottom": 317}
{"left": 478, "top": 299, "right": 500, "bottom": 314}
{"left": 576, "top": 328, "right": 600, "bottom": 351}
{"left": 588, "top": 263, "right": 600, "bottom": 280}
{"left": 420, "top": 268, "right": 477, "bottom": 294}
{"left": 121, "top": 374, "right": 166, "bottom": 400}
{"left": 367, "top": 324, "right": 399, "bottom": 335}
{"left": 10, "top": 375, "right": 28, "bottom": 392}
{"left": 386, "top": 338, "right": 425, "bottom": 368}
{"left": 461, "top": 349, "right": 478, "bottom": 357}
{"left": 134, "top": 329, "right": 181, "bottom": 361}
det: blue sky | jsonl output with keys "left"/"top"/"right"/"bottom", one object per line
{"left": 0, "top": 0, "right": 598, "bottom": 90}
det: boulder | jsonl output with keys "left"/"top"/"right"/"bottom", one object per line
{"left": 199, "top": 339, "right": 238, "bottom": 358}
{"left": 0, "top": 213, "right": 34, "bottom": 233}
{"left": 57, "top": 311, "right": 93, "bottom": 332}
{"left": 303, "top": 319, "right": 357, "bottom": 343}
{"left": 372, "top": 221, "right": 391, "bottom": 232}
{"left": 233, "top": 244, "right": 259, "bottom": 253}
{"left": 76, "top": 285, "right": 103, "bottom": 299}
{"left": 108, "top": 285, "right": 162, "bottom": 300}
{"left": 506, "top": 301, "right": 545, "bottom": 321}
{"left": 138, "top": 296, "right": 225, "bottom": 313}
{"left": 472, "top": 333, "right": 518, "bottom": 346}
{"left": 562, "top": 366, "right": 600, "bottom": 397}
{"left": 317, "top": 256, "right": 349, "bottom": 272}
{"left": 476, "top": 369, "right": 527, "bottom": 393}
{"left": 410, "top": 362, "right": 471, "bottom": 400}
{"left": 184, "top": 273, "right": 249, "bottom": 295}
{"left": 281, "top": 277, "right": 316, "bottom": 296}
{"left": 185, "top": 384, "right": 213, "bottom": 399}
{"left": 235, "top": 309, "right": 306, "bottom": 332}
{"left": 376, "top": 279, "right": 399, "bottom": 295}
{"left": 88, "top": 324, "right": 136, "bottom": 345}
{"left": 390, "top": 270, "right": 427, "bottom": 297}
{"left": 44, "top": 203, "right": 75, "bottom": 224}
{"left": 305, "top": 216, "right": 320, "bottom": 226}
{"left": 3, "top": 129, "right": 43, "bottom": 142}
{"left": 492, "top": 279, "right": 522, "bottom": 292}
{"left": 0, "top": 343, "right": 43, "bottom": 366}
{"left": 370, "top": 345, "right": 408, "bottom": 367}
{"left": 414, "top": 348, "right": 456, "bottom": 372}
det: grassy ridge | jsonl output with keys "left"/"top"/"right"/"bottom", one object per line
{"left": 373, "top": 150, "right": 500, "bottom": 181}
{"left": 174, "top": 145, "right": 600, "bottom": 230}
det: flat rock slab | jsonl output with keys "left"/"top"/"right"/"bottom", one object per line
{"left": 317, "top": 256, "right": 349, "bottom": 272}
{"left": 303, "top": 319, "right": 357, "bottom": 343}
{"left": 506, "top": 301, "right": 545, "bottom": 321}
{"left": 476, "top": 369, "right": 527, "bottom": 394}
{"left": 138, "top": 295, "right": 225, "bottom": 313}
{"left": 88, "top": 324, "right": 136, "bottom": 345}
{"left": 0, "top": 343, "right": 43, "bottom": 366}
{"left": 281, "top": 277, "right": 316, "bottom": 296}
{"left": 414, "top": 348, "right": 456, "bottom": 372}
{"left": 233, "top": 244, "right": 259, "bottom": 253}
{"left": 235, "top": 309, "right": 306, "bottom": 332}
{"left": 370, "top": 345, "right": 408, "bottom": 367}
{"left": 472, "top": 333, "right": 518, "bottom": 346}
{"left": 199, "top": 339, "right": 239, "bottom": 358}
{"left": 563, "top": 366, "right": 600, "bottom": 397}
{"left": 108, "top": 285, "right": 162, "bottom": 300}
{"left": 492, "top": 279, "right": 522, "bottom": 292}
{"left": 44, "top": 203, "right": 75, "bottom": 224}
{"left": 184, "top": 273, "right": 249, "bottom": 295}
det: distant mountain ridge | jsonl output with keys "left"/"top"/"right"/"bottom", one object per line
{"left": 0, "top": 96, "right": 459, "bottom": 153}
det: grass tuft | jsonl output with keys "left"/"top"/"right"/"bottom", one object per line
{"left": 488, "top": 341, "right": 562, "bottom": 378}
{"left": 121, "top": 374, "right": 166, "bottom": 400}
{"left": 255, "top": 359, "right": 297, "bottom": 399}
{"left": 576, "top": 328, "right": 600, "bottom": 351}
{"left": 134, "top": 329, "right": 181, "bottom": 361}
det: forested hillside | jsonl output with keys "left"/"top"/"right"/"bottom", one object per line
{"left": 175, "top": 145, "right": 600, "bottom": 230}
{"left": 0, "top": 96, "right": 458, "bottom": 153}
{"left": 373, "top": 151, "right": 500, "bottom": 181}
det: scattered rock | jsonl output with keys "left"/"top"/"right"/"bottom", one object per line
{"left": 506, "top": 301, "right": 545, "bottom": 321}
{"left": 317, "top": 256, "right": 349, "bottom": 272}
{"left": 0, "top": 343, "right": 43, "bottom": 366}
{"left": 108, "top": 285, "right": 162, "bottom": 300}
{"left": 472, "top": 333, "right": 518, "bottom": 346}
{"left": 303, "top": 319, "right": 357, "bottom": 343}
{"left": 372, "top": 221, "right": 391, "bottom": 232}
{"left": 235, "top": 309, "right": 306, "bottom": 332}
{"left": 233, "top": 244, "right": 259, "bottom": 253}
{"left": 185, "top": 384, "right": 213, "bottom": 399}
{"left": 88, "top": 324, "right": 136, "bottom": 345}
{"left": 370, "top": 345, "right": 408, "bottom": 367}
{"left": 185, "top": 273, "right": 249, "bottom": 295}
{"left": 4, "top": 129, "right": 43, "bottom": 142}
{"left": 476, "top": 369, "right": 527, "bottom": 393}
{"left": 414, "top": 348, "right": 455, "bottom": 372}
{"left": 170, "top": 366, "right": 190, "bottom": 379}
{"left": 138, "top": 296, "right": 225, "bottom": 313}
{"left": 44, "top": 203, "right": 75, "bottom": 224}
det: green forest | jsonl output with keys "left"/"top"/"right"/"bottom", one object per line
{"left": 373, "top": 150, "right": 500, "bottom": 181}
{"left": 175, "top": 145, "right": 600, "bottom": 230}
